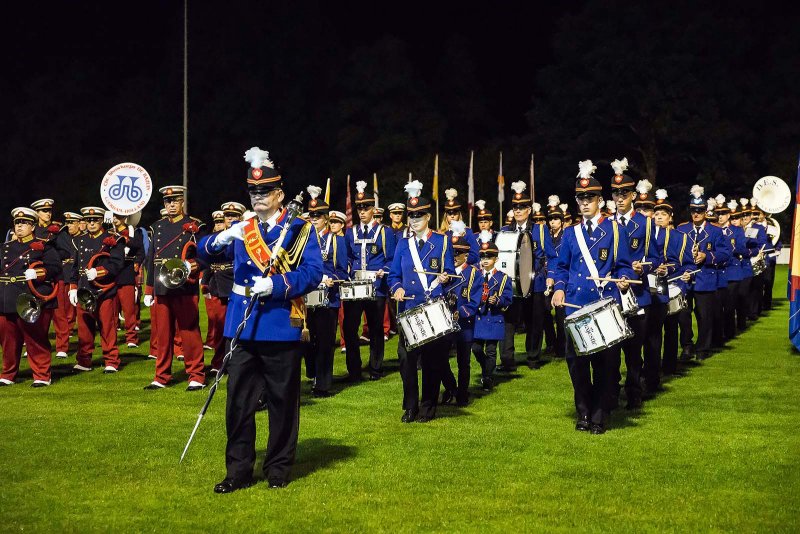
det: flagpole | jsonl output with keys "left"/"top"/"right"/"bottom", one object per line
{"left": 498, "top": 151, "right": 504, "bottom": 228}
{"left": 182, "top": 0, "right": 189, "bottom": 211}
{"left": 373, "top": 172, "right": 379, "bottom": 208}
{"left": 468, "top": 150, "right": 474, "bottom": 227}
{"left": 433, "top": 154, "right": 440, "bottom": 229}
{"left": 530, "top": 153, "right": 535, "bottom": 204}
{"left": 324, "top": 177, "right": 331, "bottom": 204}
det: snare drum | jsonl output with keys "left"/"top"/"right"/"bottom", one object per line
{"left": 666, "top": 283, "right": 686, "bottom": 315}
{"left": 564, "top": 298, "right": 633, "bottom": 356}
{"left": 304, "top": 288, "right": 328, "bottom": 309}
{"left": 494, "top": 231, "right": 533, "bottom": 297}
{"left": 353, "top": 270, "right": 378, "bottom": 282}
{"left": 620, "top": 289, "right": 640, "bottom": 316}
{"left": 340, "top": 280, "right": 376, "bottom": 301}
{"left": 397, "top": 297, "right": 460, "bottom": 350}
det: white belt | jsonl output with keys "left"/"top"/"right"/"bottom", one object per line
{"left": 231, "top": 283, "right": 254, "bottom": 297}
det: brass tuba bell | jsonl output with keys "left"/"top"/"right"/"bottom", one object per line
{"left": 159, "top": 258, "right": 190, "bottom": 289}
{"left": 16, "top": 293, "right": 42, "bottom": 323}
{"left": 77, "top": 287, "right": 99, "bottom": 312}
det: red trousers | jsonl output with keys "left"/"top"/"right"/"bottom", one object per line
{"left": 53, "top": 281, "right": 76, "bottom": 353}
{"left": 151, "top": 294, "right": 204, "bottom": 385}
{"left": 115, "top": 285, "right": 139, "bottom": 345}
{"left": 0, "top": 310, "right": 53, "bottom": 382}
{"left": 149, "top": 303, "right": 182, "bottom": 356}
{"left": 204, "top": 296, "right": 225, "bottom": 349}
{"left": 77, "top": 298, "right": 120, "bottom": 369}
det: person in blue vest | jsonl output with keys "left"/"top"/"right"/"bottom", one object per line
{"left": 650, "top": 189, "right": 694, "bottom": 377}
{"left": 440, "top": 188, "right": 479, "bottom": 265}
{"left": 440, "top": 235, "right": 483, "bottom": 406}
{"left": 609, "top": 160, "right": 661, "bottom": 409}
{"left": 743, "top": 199, "right": 770, "bottom": 320}
{"left": 551, "top": 160, "right": 635, "bottom": 434}
{"left": 197, "top": 146, "right": 323, "bottom": 493}
{"left": 730, "top": 202, "right": 754, "bottom": 331}
{"left": 497, "top": 181, "right": 556, "bottom": 371}
{"left": 389, "top": 181, "right": 455, "bottom": 423}
{"left": 303, "top": 185, "right": 349, "bottom": 398}
{"left": 343, "top": 180, "right": 395, "bottom": 381}
{"left": 472, "top": 233, "right": 513, "bottom": 391}
{"left": 715, "top": 197, "right": 748, "bottom": 341}
{"left": 545, "top": 196, "right": 567, "bottom": 358}
{"left": 676, "top": 185, "right": 732, "bottom": 361}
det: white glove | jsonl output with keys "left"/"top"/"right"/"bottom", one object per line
{"left": 68, "top": 289, "right": 78, "bottom": 307}
{"left": 24, "top": 268, "right": 37, "bottom": 281}
{"left": 103, "top": 211, "right": 113, "bottom": 225}
{"left": 184, "top": 260, "right": 192, "bottom": 273}
{"left": 251, "top": 275, "right": 273, "bottom": 297}
{"left": 213, "top": 221, "right": 247, "bottom": 247}
{"left": 134, "top": 287, "right": 138, "bottom": 301}
{"left": 143, "top": 295, "right": 154, "bottom": 307}
{"left": 85, "top": 268, "right": 98, "bottom": 281}
{"left": 319, "top": 275, "right": 330, "bottom": 289}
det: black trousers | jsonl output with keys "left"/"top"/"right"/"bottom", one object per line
{"left": 543, "top": 302, "right": 556, "bottom": 350}
{"left": 472, "top": 339, "right": 498, "bottom": 379}
{"left": 678, "top": 292, "right": 695, "bottom": 353}
{"left": 736, "top": 277, "right": 752, "bottom": 330}
{"left": 712, "top": 287, "right": 727, "bottom": 347}
{"left": 225, "top": 340, "right": 301, "bottom": 483}
{"left": 566, "top": 341, "right": 614, "bottom": 425}
{"left": 500, "top": 297, "right": 527, "bottom": 366}
{"left": 398, "top": 335, "right": 451, "bottom": 418}
{"left": 723, "top": 281, "right": 739, "bottom": 340}
{"left": 643, "top": 301, "right": 668, "bottom": 390}
{"left": 619, "top": 310, "right": 647, "bottom": 401}
{"left": 679, "top": 290, "right": 714, "bottom": 356}
{"left": 763, "top": 263, "right": 775, "bottom": 310}
{"left": 553, "top": 306, "right": 567, "bottom": 358}
{"left": 441, "top": 337, "right": 472, "bottom": 403}
{"left": 343, "top": 298, "right": 386, "bottom": 377}
{"left": 662, "top": 310, "right": 680, "bottom": 375}
{"left": 304, "top": 307, "right": 338, "bottom": 392}
{"left": 749, "top": 274, "right": 764, "bottom": 319}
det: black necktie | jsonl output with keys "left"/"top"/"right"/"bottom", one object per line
{"left": 694, "top": 226, "right": 701, "bottom": 239}
{"left": 417, "top": 239, "right": 424, "bottom": 250}
{"left": 619, "top": 216, "right": 627, "bottom": 227}
{"left": 362, "top": 224, "right": 368, "bottom": 235}
{"left": 586, "top": 221, "right": 593, "bottom": 235}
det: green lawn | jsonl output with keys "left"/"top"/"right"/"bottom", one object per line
{"left": 1, "top": 268, "right": 798, "bottom": 532}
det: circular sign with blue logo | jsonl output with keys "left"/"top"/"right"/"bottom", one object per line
{"left": 100, "top": 162, "right": 153, "bottom": 216}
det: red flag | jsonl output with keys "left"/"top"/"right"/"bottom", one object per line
{"left": 345, "top": 174, "right": 353, "bottom": 229}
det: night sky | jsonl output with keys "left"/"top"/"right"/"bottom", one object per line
{"left": 3, "top": 1, "right": 798, "bottom": 227}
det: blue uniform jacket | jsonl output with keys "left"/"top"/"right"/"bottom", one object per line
{"left": 446, "top": 227, "right": 480, "bottom": 265}
{"left": 317, "top": 230, "right": 349, "bottom": 308}
{"left": 722, "top": 225, "right": 748, "bottom": 283}
{"left": 474, "top": 269, "right": 513, "bottom": 341}
{"left": 197, "top": 212, "right": 324, "bottom": 341}
{"left": 500, "top": 221, "right": 556, "bottom": 293}
{"left": 388, "top": 231, "right": 455, "bottom": 313}
{"left": 553, "top": 218, "right": 635, "bottom": 316}
{"left": 613, "top": 211, "right": 660, "bottom": 307}
{"left": 652, "top": 227, "right": 693, "bottom": 304}
{"left": 345, "top": 222, "right": 395, "bottom": 297}
{"left": 675, "top": 221, "right": 731, "bottom": 292}
{"left": 744, "top": 223, "right": 770, "bottom": 267}
{"left": 444, "top": 263, "right": 483, "bottom": 343}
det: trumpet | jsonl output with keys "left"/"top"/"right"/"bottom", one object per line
{"left": 16, "top": 261, "right": 58, "bottom": 323}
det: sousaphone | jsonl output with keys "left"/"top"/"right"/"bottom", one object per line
{"left": 16, "top": 261, "right": 59, "bottom": 323}
{"left": 752, "top": 175, "right": 790, "bottom": 246}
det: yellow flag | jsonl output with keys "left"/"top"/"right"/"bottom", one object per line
{"left": 324, "top": 177, "right": 331, "bottom": 204}
{"left": 432, "top": 154, "right": 439, "bottom": 201}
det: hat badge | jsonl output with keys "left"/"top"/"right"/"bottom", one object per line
{"left": 481, "top": 243, "right": 489, "bottom": 250}
{"left": 614, "top": 175, "right": 623, "bottom": 184}
{"left": 357, "top": 192, "right": 364, "bottom": 200}
{"left": 16, "top": 211, "right": 23, "bottom": 218}
{"left": 310, "top": 199, "right": 317, "bottom": 207}
{"left": 580, "top": 178, "right": 589, "bottom": 188}
{"left": 89, "top": 209, "right": 96, "bottom": 215}
{"left": 166, "top": 188, "right": 173, "bottom": 195}
{"left": 252, "top": 168, "right": 263, "bottom": 179}
{"left": 515, "top": 193, "right": 521, "bottom": 199}
{"left": 451, "top": 236, "right": 458, "bottom": 243}
{"left": 410, "top": 197, "right": 419, "bottom": 206}
{"left": 639, "top": 193, "right": 647, "bottom": 199}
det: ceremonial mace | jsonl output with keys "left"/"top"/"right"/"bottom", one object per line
{"left": 180, "top": 192, "right": 305, "bottom": 463}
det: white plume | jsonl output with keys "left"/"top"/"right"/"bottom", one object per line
{"left": 475, "top": 199, "right": 486, "bottom": 210}
{"left": 404, "top": 180, "right": 423, "bottom": 198}
{"left": 715, "top": 194, "right": 726, "bottom": 205}
{"left": 548, "top": 195, "right": 560, "bottom": 207}
{"left": 244, "top": 147, "right": 273, "bottom": 169}
{"left": 655, "top": 189, "right": 668, "bottom": 200}
{"left": 707, "top": 198, "right": 717, "bottom": 210}
{"left": 607, "top": 201, "right": 616, "bottom": 213}
{"left": 690, "top": 184, "right": 704, "bottom": 198}
{"left": 445, "top": 188, "right": 458, "bottom": 201}
{"left": 479, "top": 230, "right": 493, "bottom": 244}
{"left": 532, "top": 202, "right": 541, "bottom": 213}
{"left": 306, "top": 185, "right": 322, "bottom": 200}
{"left": 636, "top": 179, "right": 653, "bottom": 194}
{"left": 510, "top": 181, "right": 527, "bottom": 194}
{"left": 739, "top": 198, "right": 749, "bottom": 207}
{"left": 449, "top": 220, "right": 466, "bottom": 236}
{"left": 598, "top": 199, "right": 605, "bottom": 209}
{"left": 750, "top": 197, "right": 758, "bottom": 208}
{"left": 559, "top": 203, "right": 568, "bottom": 212}
{"left": 577, "top": 160, "right": 597, "bottom": 178}
{"left": 355, "top": 180, "right": 367, "bottom": 194}
{"left": 506, "top": 210, "right": 514, "bottom": 218}
{"left": 727, "top": 200, "right": 738, "bottom": 211}
{"left": 610, "top": 157, "right": 629, "bottom": 176}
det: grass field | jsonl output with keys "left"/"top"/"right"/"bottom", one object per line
{"left": 1, "top": 268, "right": 799, "bottom": 532}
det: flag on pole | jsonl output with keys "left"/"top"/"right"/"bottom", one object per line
{"left": 498, "top": 152, "right": 505, "bottom": 226}
{"left": 530, "top": 154, "right": 535, "bottom": 204}
{"left": 467, "top": 150, "right": 475, "bottom": 226}
{"left": 433, "top": 154, "right": 440, "bottom": 228}
{"left": 373, "top": 172, "right": 379, "bottom": 208}
{"left": 788, "top": 154, "right": 800, "bottom": 350}
{"left": 324, "top": 177, "right": 331, "bottom": 204}
{"left": 345, "top": 174, "right": 353, "bottom": 229}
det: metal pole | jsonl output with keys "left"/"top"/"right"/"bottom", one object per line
{"left": 182, "top": 0, "right": 189, "bottom": 211}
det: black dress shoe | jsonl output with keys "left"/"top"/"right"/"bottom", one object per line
{"left": 440, "top": 389, "right": 455, "bottom": 405}
{"left": 480, "top": 377, "right": 494, "bottom": 391}
{"left": 455, "top": 395, "right": 469, "bottom": 407}
{"left": 311, "top": 389, "right": 332, "bottom": 398}
{"left": 575, "top": 416, "right": 591, "bottom": 432}
{"left": 213, "top": 478, "right": 253, "bottom": 494}
{"left": 186, "top": 384, "right": 205, "bottom": 392}
{"left": 369, "top": 374, "right": 382, "bottom": 381}
{"left": 679, "top": 349, "right": 693, "bottom": 361}
{"left": 268, "top": 478, "right": 288, "bottom": 489}
{"left": 346, "top": 373, "right": 363, "bottom": 383}
{"left": 401, "top": 409, "right": 417, "bottom": 423}
{"left": 416, "top": 415, "right": 433, "bottom": 423}
{"left": 695, "top": 352, "right": 710, "bottom": 361}
{"left": 496, "top": 365, "right": 517, "bottom": 373}
{"left": 590, "top": 423, "right": 606, "bottom": 435}
{"left": 527, "top": 359, "right": 544, "bottom": 370}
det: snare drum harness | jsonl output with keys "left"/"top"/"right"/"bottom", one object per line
{"left": 573, "top": 221, "right": 619, "bottom": 298}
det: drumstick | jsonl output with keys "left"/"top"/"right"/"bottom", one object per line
{"left": 413, "top": 270, "right": 463, "bottom": 278}
{"left": 562, "top": 302, "right": 582, "bottom": 309}
{"left": 636, "top": 261, "right": 653, "bottom": 265}
{"left": 667, "top": 269, "right": 701, "bottom": 282}
{"left": 395, "top": 295, "right": 417, "bottom": 301}
{"left": 586, "top": 276, "right": 643, "bottom": 284}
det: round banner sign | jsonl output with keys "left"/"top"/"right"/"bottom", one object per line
{"left": 100, "top": 162, "right": 153, "bottom": 216}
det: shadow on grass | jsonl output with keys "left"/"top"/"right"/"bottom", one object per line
{"left": 270, "top": 438, "right": 357, "bottom": 482}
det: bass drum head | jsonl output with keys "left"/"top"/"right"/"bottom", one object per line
{"left": 516, "top": 232, "right": 533, "bottom": 297}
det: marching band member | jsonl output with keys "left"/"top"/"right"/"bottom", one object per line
{"left": 498, "top": 181, "right": 556, "bottom": 371}
{"left": 112, "top": 213, "right": 145, "bottom": 348}
{"left": 31, "top": 199, "right": 66, "bottom": 338}
{"left": 676, "top": 186, "right": 731, "bottom": 361}
{"left": 198, "top": 147, "right": 322, "bottom": 492}
{"left": 743, "top": 199, "right": 769, "bottom": 320}
{"left": 633, "top": 185, "right": 656, "bottom": 218}
{"left": 716, "top": 198, "right": 748, "bottom": 340}
{"left": 31, "top": 199, "right": 62, "bottom": 240}
{"left": 387, "top": 203, "right": 407, "bottom": 242}
{"left": 143, "top": 185, "right": 207, "bottom": 390}
{"left": 546, "top": 197, "right": 567, "bottom": 358}
{"left": 147, "top": 207, "right": 170, "bottom": 360}
{"left": 389, "top": 181, "right": 455, "bottom": 423}
{"left": 475, "top": 200, "right": 495, "bottom": 240}
{"left": 0, "top": 207, "right": 61, "bottom": 386}
{"left": 374, "top": 207, "right": 385, "bottom": 224}
{"left": 730, "top": 202, "right": 754, "bottom": 331}
{"left": 440, "top": 188, "right": 479, "bottom": 264}
{"left": 610, "top": 163, "right": 659, "bottom": 408}
{"left": 441, "top": 234, "right": 483, "bottom": 405}
{"left": 756, "top": 207, "right": 779, "bottom": 311}
{"left": 551, "top": 160, "right": 635, "bottom": 434}
{"left": 203, "top": 210, "right": 227, "bottom": 352}
{"left": 53, "top": 211, "right": 82, "bottom": 358}
{"left": 68, "top": 207, "right": 125, "bottom": 373}
{"left": 562, "top": 204, "right": 573, "bottom": 227}
{"left": 304, "top": 186, "right": 348, "bottom": 397}
{"left": 343, "top": 180, "right": 394, "bottom": 381}
{"left": 471, "top": 233, "right": 512, "bottom": 391}
{"left": 505, "top": 210, "right": 514, "bottom": 227}
{"left": 329, "top": 211, "right": 346, "bottom": 237}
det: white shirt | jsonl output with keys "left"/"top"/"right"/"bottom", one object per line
{"left": 583, "top": 213, "right": 602, "bottom": 232}
{"left": 260, "top": 209, "right": 282, "bottom": 232}
{"left": 618, "top": 208, "right": 635, "bottom": 225}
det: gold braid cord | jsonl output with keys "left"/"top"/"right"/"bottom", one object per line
{"left": 271, "top": 221, "right": 312, "bottom": 329}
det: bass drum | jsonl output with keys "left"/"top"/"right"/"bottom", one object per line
{"left": 494, "top": 231, "right": 533, "bottom": 297}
